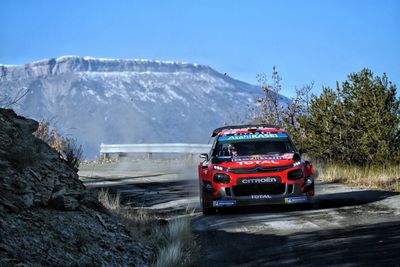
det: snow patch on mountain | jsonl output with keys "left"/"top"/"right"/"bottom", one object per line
{"left": 0, "top": 56, "right": 289, "bottom": 158}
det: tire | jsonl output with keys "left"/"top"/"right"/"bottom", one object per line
{"left": 304, "top": 202, "right": 315, "bottom": 209}
{"left": 299, "top": 201, "right": 315, "bottom": 209}
{"left": 307, "top": 196, "right": 315, "bottom": 209}
{"left": 201, "top": 197, "right": 216, "bottom": 215}
{"left": 202, "top": 207, "right": 216, "bottom": 215}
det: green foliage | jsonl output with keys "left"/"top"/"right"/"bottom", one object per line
{"left": 303, "top": 69, "right": 400, "bottom": 166}
{"left": 251, "top": 68, "right": 399, "bottom": 167}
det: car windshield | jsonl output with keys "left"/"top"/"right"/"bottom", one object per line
{"left": 213, "top": 135, "right": 295, "bottom": 157}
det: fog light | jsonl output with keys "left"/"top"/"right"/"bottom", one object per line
{"left": 305, "top": 178, "right": 313, "bottom": 186}
{"left": 213, "top": 173, "right": 231, "bottom": 184}
{"left": 203, "top": 181, "right": 215, "bottom": 192}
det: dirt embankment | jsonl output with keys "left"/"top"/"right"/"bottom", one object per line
{"left": 0, "top": 109, "right": 154, "bottom": 266}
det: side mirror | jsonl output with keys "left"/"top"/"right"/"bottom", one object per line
{"left": 211, "top": 156, "right": 222, "bottom": 164}
{"left": 298, "top": 148, "right": 307, "bottom": 155}
{"left": 199, "top": 153, "right": 209, "bottom": 161}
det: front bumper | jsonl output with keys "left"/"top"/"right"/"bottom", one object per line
{"left": 203, "top": 182, "right": 314, "bottom": 208}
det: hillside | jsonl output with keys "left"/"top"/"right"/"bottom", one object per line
{"left": 0, "top": 56, "right": 289, "bottom": 157}
{"left": 0, "top": 108, "right": 153, "bottom": 266}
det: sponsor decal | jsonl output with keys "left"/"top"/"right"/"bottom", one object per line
{"left": 282, "top": 153, "right": 295, "bottom": 160}
{"left": 238, "top": 177, "right": 280, "bottom": 184}
{"left": 218, "top": 133, "right": 288, "bottom": 142}
{"left": 285, "top": 196, "right": 308, "bottom": 203}
{"left": 236, "top": 160, "right": 280, "bottom": 166}
{"left": 251, "top": 195, "right": 272, "bottom": 199}
{"left": 232, "top": 155, "right": 284, "bottom": 161}
{"left": 213, "top": 200, "right": 237, "bottom": 207}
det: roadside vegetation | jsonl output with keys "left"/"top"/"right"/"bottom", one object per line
{"left": 252, "top": 67, "right": 400, "bottom": 191}
{"left": 35, "top": 121, "right": 197, "bottom": 266}
{"left": 316, "top": 162, "right": 400, "bottom": 191}
{"left": 34, "top": 120, "right": 83, "bottom": 171}
{"left": 98, "top": 190, "right": 197, "bottom": 267}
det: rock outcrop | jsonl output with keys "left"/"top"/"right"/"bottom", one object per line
{"left": 0, "top": 56, "right": 215, "bottom": 81}
{"left": 0, "top": 108, "right": 153, "bottom": 266}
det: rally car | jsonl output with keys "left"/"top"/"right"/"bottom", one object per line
{"left": 198, "top": 124, "right": 315, "bottom": 214}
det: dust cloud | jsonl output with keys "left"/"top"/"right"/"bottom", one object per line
{"left": 116, "top": 156, "right": 199, "bottom": 178}
{"left": 79, "top": 155, "right": 202, "bottom": 210}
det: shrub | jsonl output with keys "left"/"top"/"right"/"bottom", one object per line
{"left": 64, "top": 138, "right": 83, "bottom": 171}
{"left": 302, "top": 69, "right": 400, "bottom": 166}
{"left": 34, "top": 121, "right": 83, "bottom": 170}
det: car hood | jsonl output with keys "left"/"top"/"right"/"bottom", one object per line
{"left": 218, "top": 154, "right": 297, "bottom": 168}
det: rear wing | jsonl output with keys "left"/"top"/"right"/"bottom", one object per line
{"left": 211, "top": 124, "right": 282, "bottom": 137}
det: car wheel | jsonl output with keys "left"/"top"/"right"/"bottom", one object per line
{"left": 202, "top": 207, "right": 216, "bottom": 215}
{"left": 305, "top": 202, "right": 315, "bottom": 209}
{"left": 201, "top": 198, "right": 216, "bottom": 215}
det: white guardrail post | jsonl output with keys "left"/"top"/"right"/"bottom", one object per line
{"left": 100, "top": 143, "right": 212, "bottom": 159}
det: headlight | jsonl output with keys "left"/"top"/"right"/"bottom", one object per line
{"left": 292, "top": 161, "right": 301, "bottom": 167}
{"left": 213, "top": 165, "right": 227, "bottom": 171}
{"left": 213, "top": 173, "right": 231, "bottom": 184}
{"left": 288, "top": 169, "right": 303, "bottom": 180}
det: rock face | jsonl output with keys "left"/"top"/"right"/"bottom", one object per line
{"left": 0, "top": 108, "right": 85, "bottom": 212}
{"left": 0, "top": 56, "right": 289, "bottom": 157}
{"left": 0, "top": 108, "right": 153, "bottom": 266}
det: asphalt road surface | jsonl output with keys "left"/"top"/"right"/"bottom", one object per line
{"left": 79, "top": 159, "right": 400, "bottom": 267}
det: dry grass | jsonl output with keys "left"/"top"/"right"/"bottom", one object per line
{"left": 98, "top": 190, "right": 197, "bottom": 266}
{"left": 153, "top": 216, "right": 196, "bottom": 267}
{"left": 98, "top": 189, "right": 121, "bottom": 210}
{"left": 316, "top": 162, "right": 400, "bottom": 192}
{"left": 98, "top": 189, "right": 155, "bottom": 237}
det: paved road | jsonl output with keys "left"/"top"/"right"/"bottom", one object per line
{"left": 79, "top": 160, "right": 400, "bottom": 267}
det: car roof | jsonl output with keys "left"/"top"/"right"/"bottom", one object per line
{"left": 212, "top": 124, "right": 285, "bottom": 137}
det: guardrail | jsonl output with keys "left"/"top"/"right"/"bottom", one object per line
{"left": 100, "top": 143, "right": 212, "bottom": 158}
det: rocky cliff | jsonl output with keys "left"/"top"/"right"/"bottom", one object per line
{"left": 0, "top": 108, "right": 153, "bottom": 266}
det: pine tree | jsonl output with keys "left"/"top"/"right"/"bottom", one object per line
{"left": 301, "top": 87, "right": 343, "bottom": 161}
{"left": 303, "top": 69, "right": 400, "bottom": 166}
{"left": 342, "top": 69, "right": 399, "bottom": 165}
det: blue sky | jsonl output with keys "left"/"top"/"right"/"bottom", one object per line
{"left": 0, "top": 0, "right": 399, "bottom": 97}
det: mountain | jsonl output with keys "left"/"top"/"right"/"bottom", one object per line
{"left": 0, "top": 56, "right": 289, "bottom": 158}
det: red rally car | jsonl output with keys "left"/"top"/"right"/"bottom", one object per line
{"left": 198, "top": 124, "right": 315, "bottom": 215}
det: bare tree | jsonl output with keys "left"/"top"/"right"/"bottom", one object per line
{"left": 253, "top": 66, "right": 285, "bottom": 126}
{"left": 249, "top": 66, "right": 314, "bottom": 146}
{"left": 285, "top": 82, "right": 314, "bottom": 127}
{"left": 64, "top": 138, "right": 83, "bottom": 171}
{"left": 0, "top": 87, "right": 31, "bottom": 108}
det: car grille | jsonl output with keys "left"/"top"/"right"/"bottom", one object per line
{"left": 232, "top": 183, "right": 286, "bottom": 196}
{"left": 227, "top": 164, "right": 292, "bottom": 174}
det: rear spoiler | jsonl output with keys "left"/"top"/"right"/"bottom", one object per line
{"left": 211, "top": 124, "right": 282, "bottom": 137}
